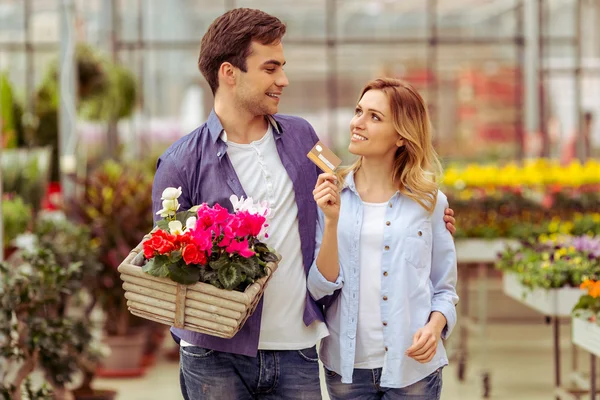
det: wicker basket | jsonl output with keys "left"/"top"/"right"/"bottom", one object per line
{"left": 117, "top": 240, "right": 279, "bottom": 339}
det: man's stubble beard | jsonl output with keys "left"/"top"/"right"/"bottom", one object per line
{"left": 236, "top": 82, "right": 275, "bottom": 117}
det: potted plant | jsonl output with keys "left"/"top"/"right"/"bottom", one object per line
{"left": 572, "top": 279, "right": 600, "bottom": 356}
{"left": 0, "top": 217, "right": 113, "bottom": 400}
{"left": 2, "top": 195, "right": 33, "bottom": 258}
{"left": 69, "top": 160, "right": 157, "bottom": 376}
{"left": 497, "top": 235, "right": 600, "bottom": 316}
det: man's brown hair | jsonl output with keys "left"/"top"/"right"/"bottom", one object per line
{"left": 198, "top": 8, "right": 287, "bottom": 95}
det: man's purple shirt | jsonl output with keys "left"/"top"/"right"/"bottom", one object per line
{"left": 152, "top": 110, "right": 324, "bottom": 357}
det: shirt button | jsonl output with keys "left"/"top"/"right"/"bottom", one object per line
{"left": 383, "top": 271, "right": 388, "bottom": 277}
{"left": 385, "top": 346, "right": 389, "bottom": 351}
{"left": 386, "top": 221, "right": 391, "bottom": 226}
{"left": 217, "top": 151, "right": 221, "bottom": 157}
{"left": 418, "top": 231, "right": 423, "bottom": 236}
{"left": 384, "top": 245, "right": 390, "bottom": 251}
{"left": 388, "top": 203, "right": 392, "bottom": 208}
{"left": 383, "top": 322, "right": 388, "bottom": 326}
{"left": 383, "top": 296, "right": 388, "bottom": 301}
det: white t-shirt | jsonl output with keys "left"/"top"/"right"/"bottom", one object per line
{"left": 353, "top": 201, "right": 387, "bottom": 368}
{"left": 183, "top": 125, "right": 328, "bottom": 350}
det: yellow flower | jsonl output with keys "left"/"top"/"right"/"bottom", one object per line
{"left": 554, "top": 248, "right": 567, "bottom": 261}
{"left": 541, "top": 261, "right": 551, "bottom": 269}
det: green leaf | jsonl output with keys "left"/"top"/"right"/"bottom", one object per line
{"left": 209, "top": 279, "right": 223, "bottom": 289}
{"left": 236, "top": 257, "right": 260, "bottom": 279}
{"left": 209, "top": 253, "right": 230, "bottom": 271}
{"left": 218, "top": 264, "right": 243, "bottom": 290}
{"left": 0, "top": 73, "right": 15, "bottom": 133}
{"left": 176, "top": 211, "right": 197, "bottom": 226}
{"left": 142, "top": 256, "right": 170, "bottom": 278}
{"left": 188, "top": 205, "right": 201, "bottom": 213}
{"left": 167, "top": 263, "right": 200, "bottom": 285}
{"left": 169, "top": 250, "right": 182, "bottom": 263}
{"left": 254, "top": 242, "right": 269, "bottom": 254}
{"left": 260, "top": 251, "right": 279, "bottom": 263}
{"left": 155, "top": 220, "right": 169, "bottom": 231}
{"left": 199, "top": 268, "right": 218, "bottom": 283}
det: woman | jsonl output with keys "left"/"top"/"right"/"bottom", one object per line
{"left": 307, "top": 78, "right": 458, "bottom": 399}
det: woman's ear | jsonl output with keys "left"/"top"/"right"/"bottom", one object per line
{"left": 396, "top": 137, "right": 405, "bottom": 148}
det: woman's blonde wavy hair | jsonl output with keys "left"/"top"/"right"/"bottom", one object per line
{"left": 337, "top": 78, "right": 443, "bottom": 214}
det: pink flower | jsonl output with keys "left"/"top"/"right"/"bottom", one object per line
{"left": 190, "top": 228, "right": 213, "bottom": 252}
{"left": 225, "top": 238, "right": 255, "bottom": 258}
{"left": 235, "top": 211, "right": 267, "bottom": 238}
{"left": 211, "top": 203, "right": 230, "bottom": 224}
{"left": 196, "top": 205, "right": 216, "bottom": 230}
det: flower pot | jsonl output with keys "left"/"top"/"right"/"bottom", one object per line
{"left": 455, "top": 238, "right": 520, "bottom": 263}
{"left": 73, "top": 389, "right": 118, "bottom": 400}
{"left": 96, "top": 330, "right": 147, "bottom": 378}
{"left": 117, "top": 241, "right": 279, "bottom": 339}
{"left": 141, "top": 323, "right": 169, "bottom": 368}
{"left": 502, "top": 272, "right": 585, "bottom": 316}
{"left": 572, "top": 317, "right": 600, "bottom": 357}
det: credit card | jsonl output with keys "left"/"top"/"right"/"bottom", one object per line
{"left": 307, "top": 141, "right": 342, "bottom": 174}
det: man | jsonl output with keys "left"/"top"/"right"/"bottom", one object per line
{"left": 152, "top": 8, "right": 456, "bottom": 399}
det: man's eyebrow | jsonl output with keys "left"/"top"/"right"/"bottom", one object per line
{"left": 262, "top": 60, "right": 286, "bottom": 67}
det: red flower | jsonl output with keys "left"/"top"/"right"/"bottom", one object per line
{"left": 143, "top": 241, "right": 156, "bottom": 258}
{"left": 143, "top": 229, "right": 178, "bottom": 257}
{"left": 175, "top": 232, "right": 193, "bottom": 248}
{"left": 157, "top": 237, "right": 175, "bottom": 254}
{"left": 182, "top": 244, "right": 207, "bottom": 265}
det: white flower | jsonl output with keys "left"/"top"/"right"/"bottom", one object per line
{"left": 229, "top": 195, "right": 244, "bottom": 211}
{"left": 168, "top": 221, "right": 184, "bottom": 235}
{"left": 162, "top": 199, "right": 179, "bottom": 211}
{"left": 155, "top": 198, "right": 180, "bottom": 217}
{"left": 229, "top": 195, "right": 271, "bottom": 217}
{"left": 161, "top": 186, "right": 182, "bottom": 201}
{"left": 14, "top": 233, "right": 37, "bottom": 252}
{"left": 185, "top": 217, "right": 197, "bottom": 231}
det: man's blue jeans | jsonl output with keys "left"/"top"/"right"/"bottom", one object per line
{"left": 324, "top": 367, "right": 443, "bottom": 400}
{"left": 179, "top": 345, "right": 322, "bottom": 399}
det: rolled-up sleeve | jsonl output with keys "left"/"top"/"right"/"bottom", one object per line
{"left": 307, "top": 209, "right": 344, "bottom": 301}
{"left": 430, "top": 191, "right": 459, "bottom": 340}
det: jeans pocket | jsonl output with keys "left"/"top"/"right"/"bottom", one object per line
{"left": 180, "top": 346, "right": 215, "bottom": 359}
{"left": 402, "top": 368, "right": 443, "bottom": 398}
{"left": 297, "top": 346, "right": 319, "bottom": 362}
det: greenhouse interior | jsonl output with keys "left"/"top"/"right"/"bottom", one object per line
{"left": 1, "top": 0, "right": 600, "bottom": 399}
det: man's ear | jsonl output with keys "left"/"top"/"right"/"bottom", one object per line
{"left": 218, "top": 62, "right": 236, "bottom": 88}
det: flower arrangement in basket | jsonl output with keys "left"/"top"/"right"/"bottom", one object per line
{"left": 117, "top": 187, "right": 281, "bottom": 338}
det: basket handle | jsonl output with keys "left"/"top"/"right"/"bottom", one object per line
{"left": 174, "top": 284, "right": 187, "bottom": 328}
